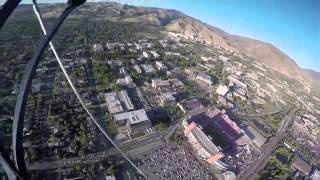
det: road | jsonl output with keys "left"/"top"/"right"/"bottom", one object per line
{"left": 162, "top": 107, "right": 209, "bottom": 142}
{"left": 28, "top": 108, "right": 209, "bottom": 171}
{"left": 238, "top": 108, "right": 298, "bottom": 180}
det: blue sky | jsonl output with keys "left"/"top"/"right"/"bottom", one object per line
{"left": 6, "top": 0, "right": 320, "bottom": 71}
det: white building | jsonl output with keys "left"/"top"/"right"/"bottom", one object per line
{"left": 104, "top": 92, "right": 123, "bottom": 114}
{"left": 216, "top": 85, "right": 229, "bottom": 97}
{"left": 142, "top": 64, "right": 156, "bottom": 74}
{"left": 155, "top": 61, "right": 167, "bottom": 71}
{"left": 113, "top": 109, "right": 151, "bottom": 134}
{"left": 150, "top": 51, "right": 160, "bottom": 58}
{"left": 142, "top": 51, "right": 149, "bottom": 58}
{"left": 133, "top": 65, "right": 142, "bottom": 74}
{"left": 116, "top": 76, "right": 133, "bottom": 86}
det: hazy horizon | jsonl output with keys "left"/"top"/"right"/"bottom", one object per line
{"left": 2, "top": 0, "right": 319, "bottom": 72}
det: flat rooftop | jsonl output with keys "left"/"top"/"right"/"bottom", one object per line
{"left": 113, "top": 109, "right": 150, "bottom": 125}
{"left": 104, "top": 92, "right": 123, "bottom": 114}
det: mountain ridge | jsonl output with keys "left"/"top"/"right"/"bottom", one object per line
{"left": 8, "top": 2, "right": 320, "bottom": 85}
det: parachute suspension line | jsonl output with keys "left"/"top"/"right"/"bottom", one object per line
{"left": 32, "top": 2, "right": 146, "bottom": 178}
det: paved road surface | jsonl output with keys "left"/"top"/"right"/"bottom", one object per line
{"left": 28, "top": 108, "right": 209, "bottom": 171}
{"left": 238, "top": 108, "right": 297, "bottom": 180}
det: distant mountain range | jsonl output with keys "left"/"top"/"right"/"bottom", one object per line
{"left": 8, "top": 2, "right": 319, "bottom": 91}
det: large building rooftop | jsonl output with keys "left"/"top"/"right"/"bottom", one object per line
{"left": 104, "top": 92, "right": 123, "bottom": 114}
{"left": 191, "top": 126, "right": 221, "bottom": 155}
{"left": 113, "top": 109, "right": 150, "bottom": 125}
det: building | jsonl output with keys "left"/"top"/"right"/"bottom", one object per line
{"left": 211, "top": 113, "right": 242, "bottom": 142}
{"left": 116, "top": 76, "right": 133, "bottom": 86}
{"left": 311, "top": 170, "right": 320, "bottom": 180}
{"left": 291, "top": 157, "right": 312, "bottom": 176}
{"left": 219, "top": 55, "right": 229, "bottom": 62}
{"left": 117, "top": 90, "right": 134, "bottom": 111}
{"left": 104, "top": 93, "right": 123, "bottom": 114}
{"left": 228, "top": 75, "right": 247, "bottom": 89}
{"left": 108, "top": 60, "right": 123, "bottom": 68}
{"left": 155, "top": 61, "right": 167, "bottom": 71}
{"left": 105, "top": 176, "right": 116, "bottom": 180}
{"left": 158, "top": 92, "right": 176, "bottom": 106}
{"left": 113, "top": 109, "right": 151, "bottom": 134}
{"left": 133, "top": 65, "right": 142, "bottom": 74}
{"left": 216, "top": 85, "right": 229, "bottom": 97}
{"left": 93, "top": 43, "right": 104, "bottom": 52}
{"left": 141, "top": 64, "right": 156, "bottom": 74}
{"left": 142, "top": 51, "right": 149, "bottom": 58}
{"left": 151, "top": 79, "right": 171, "bottom": 90}
{"left": 183, "top": 120, "right": 227, "bottom": 170}
{"left": 169, "top": 78, "right": 184, "bottom": 89}
{"left": 150, "top": 51, "right": 160, "bottom": 58}
{"left": 196, "top": 73, "right": 213, "bottom": 86}
{"left": 119, "top": 67, "right": 128, "bottom": 76}
{"left": 178, "top": 99, "right": 203, "bottom": 113}
{"left": 222, "top": 171, "right": 237, "bottom": 180}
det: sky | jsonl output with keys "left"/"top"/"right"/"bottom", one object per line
{"left": 3, "top": 0, "right": 319, "bottom": 71}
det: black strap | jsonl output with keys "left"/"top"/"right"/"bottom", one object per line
{"left": 12, "top": 1, "right": 85, "bottom": 179}
{"left": 0, "top": 0, "right": 22, "bottom": 29}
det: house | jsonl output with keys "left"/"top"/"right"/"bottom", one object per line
{"left": 108, "top": 60, "right": 123, "bottom": 68}
{"left": 233, "top": 88, "right": 247, "bottom": 100}
{"left": 133, "top": 65, "right": 142, "bottom": 74}
{"left": 141, "top": 64, "right": 156, "bottom": 74}
{"left": 119, "top": 67, "right": 128, "bottom": 76}
{"left": 196, "top": 73, "right": 213, "bottom": 86}
{"left": 93, "top": 43, "right": 104, "bottom": 52}
{"left": 113, "top": 109, "right": 151, "bottom": 134}
{"left": 104, "top": 93, "right": 123, "bottom": 114}
{"left": 134, "top": 43, "right": 142, "bottom": 50}
{"left": 155, "top": 61, "right": 167, "bottom": 71}
{"left": 142, "top": 51, "right": 149, "bottom": 58}
{"left": 150, "top": 51, "right": 160, "bottom": 58}
{"left": 116, "top": 76, "right": 133, "bottom": 86}
{"left": 216, "top": 85, "right": 229, "bottom": 97}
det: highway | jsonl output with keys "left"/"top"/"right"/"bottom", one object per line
{"left": 238, "top": 108, "right": 298, "bottom": 180}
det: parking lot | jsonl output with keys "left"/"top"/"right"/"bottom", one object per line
{"left": 135, "top": 143, "right": 213, "bottom": 180}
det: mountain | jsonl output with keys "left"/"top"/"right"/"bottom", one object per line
{"left": 8, "top": 2, "right": 318, "bottom": 87}
{"left": 303, "top": 69, "right": 320, "bottom": 94}
{"left": 164, "top": 17, "right": 308, "bottom": 82}
{"left": 222, "top": 35, "right": 306, "bottom": 79}
{"left": 166, "top": 18, "right": 236, "bottom": 51}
